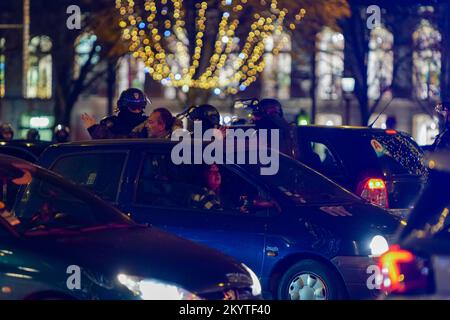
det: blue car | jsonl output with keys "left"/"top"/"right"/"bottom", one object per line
{"left": 38, "top": 139, "right": 399, "bottom": 300}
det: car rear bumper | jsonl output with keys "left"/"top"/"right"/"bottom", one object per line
{"left": 331, "top": 256, "right": 379, "bottom": 300}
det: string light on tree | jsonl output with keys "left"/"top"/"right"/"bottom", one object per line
{"left": 116, "top": 0, "right": 306, "bottom": 94}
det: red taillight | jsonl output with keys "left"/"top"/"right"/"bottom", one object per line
{"left": 357, "top": 178, "right": 389, "bottom": 208}
{"left": 385, "top": 129, "right": 397, "bottom": 135}
{"left": 378, "top": 245, "right": 431, "bottom": 294}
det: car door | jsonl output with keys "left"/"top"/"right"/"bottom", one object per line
{"left": 49, "top": 151, "right": 129, "bottom": 206}
{"left": 125, "top": 150, "right": 270, "bottom": 276}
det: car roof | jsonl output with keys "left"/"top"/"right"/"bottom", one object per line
{"left": 297, "top": 125, "right": 397, "bottom": 134}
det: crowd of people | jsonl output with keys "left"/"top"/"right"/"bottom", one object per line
{"left": 1, "top": 87, "right": 449, "bottom": 152}
{"left": 0, "top": 122, "right": 70, "bottom": 143}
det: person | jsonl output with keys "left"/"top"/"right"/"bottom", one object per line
{"left": 81, "top": 88, "right": 149, "bottom": 139}
{"left": 189, "top": 164, "right": 254, "bottom": 213}
{"left": 433, "top": 100, "right": 450, "bottom": 151}
{"left": 0, "top": 123, "right": 14, "bottom": 141}
{"left": 53, "top": 124, "right": 70, "bottom": 143}
{"left": 251, "top": 98, "right": 300, "bottom": 160}
{"left": 190, "top": 164, "right": 223, "bottom": 211}
{"left": 131, "top": 107, "right": 175, "bottom": 139}
{"left": 26, "top": 129, "right": 40, "bottom": 141}
{"left": 177, "top": 104, "right": 222, "bottom": 135}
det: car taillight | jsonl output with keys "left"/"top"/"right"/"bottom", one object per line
{"left": 357, "top": 178, "right": 389, "bottom": 208}
{"left": 378, "top": 245, "right": 433, "bottom": 294}
{"left": 385, "top": 129, "right": 397, "bottom": 135}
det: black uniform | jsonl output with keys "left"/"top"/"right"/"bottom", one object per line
{"left": 87, "top": 88, "right": 149, "bottom": 139}
{"left": 88, "top": 110, "right": 148, "bottom": 139}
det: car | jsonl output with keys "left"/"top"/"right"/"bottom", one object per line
{"left": 0, "top": 140, "right": 53, "bottom": 210}
{"left": 0, "top": 155, "right": 262, "bottom": 300}
{"left": 37, "top": 139, "right": 399, "bottom": 300}
{"left": 378, "top": 150, "right": 450, "bottom": 299}
{"left": 295, "top": 126, "right": 427, "bottom": 217}
{"left": 0, "top": 140, "right": 52, "bottom": 162}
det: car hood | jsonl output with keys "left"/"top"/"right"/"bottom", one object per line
{"left": 24, "top": 225, "right": 252, "bottom": 295}
{"left": 290, "top": 201, "right": 399, "bottom": 238}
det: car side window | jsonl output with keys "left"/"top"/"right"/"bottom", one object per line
{"left": 300, "top": 141, "right": 341, "bottom": 177}
{"left": 135, "top": 153, "right": 197, "bottom": 208}
{"left": 135, "top": 154, "right": 266, "bottom": 216}
{"left": 51, "top": 153, "right": 126, "bottom": 202}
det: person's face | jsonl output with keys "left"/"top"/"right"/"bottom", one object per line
{"left": 2, "top": 132, "right": 12, "bottom": 141}
{"left": 205, "top": 165, "right": 221, "bottom": 191}
{"left": 146, "top": 112, "right": 166, "bottom": 138}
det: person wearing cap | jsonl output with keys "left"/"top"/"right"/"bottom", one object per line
{"left": 53, "top": 124, "right": 70, "bottom": 143}
{"left": 433, "top": 100, "right": 450, "bottom": 151}
{"left": 81, "top": 88, "right": 149, "bottom": 139}
{"left": 177, "top": 104, "right": 223, "bottom": 136}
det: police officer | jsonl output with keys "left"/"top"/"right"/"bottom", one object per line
{"left": 433, "top": 100, "right": 450, "bottom": 151}
{"left": 26, "top": 129, "right": 40, "bottom": 141}
{"left": 251, "top": 98, "right": 300, "bottom": 160}
{"left": 81, "top": 88, "right": 149, "bottom": 139}
{"left": 53, "top": 124, "right": 70, "bottom": 143}
{"left": 175, "top": 104, "right": 224, "bottom": 135}
{"left": 178, "top": 104, "right": 222, "bottom": 135}
{"left": 0, "top": 123, "right": 14, "bottom": 141}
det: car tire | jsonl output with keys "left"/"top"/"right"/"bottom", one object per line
{"left": 277, "top": 259, "right": 347, "bottom": 300}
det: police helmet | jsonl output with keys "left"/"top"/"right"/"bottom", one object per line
{"left": 117, "top": 88, "right": 149, "bottom": 112}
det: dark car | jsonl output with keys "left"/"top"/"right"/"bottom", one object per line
{"left": 378, "top": 150, "right": 450, "bottom": 299}
{"left": 37, "top": 139, "right": 399, "bottom": 300}
{"left": 0, "top": 140, "right": 53, "bottom": 210}
{"left": 294, "top": 126, "right": 427, "bottom": 217}
{"left": 0, "top": 140, "right": 52, "bottom": 162}
{"left": 0, "top": 155, "right": 261, "bottom": 300}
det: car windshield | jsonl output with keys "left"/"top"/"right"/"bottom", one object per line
{"left": 242, "top": 154, "right": 359, "bottom": 205}
{"left": 0, "top": 159, "right": 133, "bottom": 236}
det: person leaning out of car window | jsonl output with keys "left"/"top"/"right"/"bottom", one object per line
{"left": 433, "top": 100, "right": 450, "bottom": 151}
{"left": 81, "top": 88, "right": 149, "bottom": 139}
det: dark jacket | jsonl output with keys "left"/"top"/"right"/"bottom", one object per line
{"left": 87, "top": 111, "right": 148, "bottom": 139}
{"left": 254, "top": 116, "right": 300, "bottom": 160}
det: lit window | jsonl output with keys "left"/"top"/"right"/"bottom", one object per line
{"left": 0, "top": 38, "right": 5, "bottom": 98}
{"left": 74, "top": 33, "right": 100, "bottom": 79}
{"left": 262, "top": 32, "right": 291, "bottom": 99}
{"left": 316, "top": 113, "right": 342, "bottom": 126}
{"left": 316, "top": 28, "right": 344, "bottom": 100}
{"left": 413, "top": 114, "right": 439, "bottom": 146}
{"left": 26, "top": 35, "right": 52, "bottom": 99}
{"left": 368, "top": 26, "right": 393, "bottom": 100}
{"left": 413, "top": 19, "right": 441, "bottom": 100}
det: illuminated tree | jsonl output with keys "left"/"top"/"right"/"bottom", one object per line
{"left": 116, "top": 0, "right": 349, "bottom": 104}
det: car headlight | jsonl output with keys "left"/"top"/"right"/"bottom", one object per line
{"left": 369, "top": 235, "right": 389, "bottom": 257}
{"left": 241, "top": 264, "right": 262, "bottom": 296}
{"left": 117, "top": 274, "right": 201, "bottom": 300}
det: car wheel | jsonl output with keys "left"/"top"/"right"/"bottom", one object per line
{"left": 277, "top": 259, "right": 346, "bottom": 300}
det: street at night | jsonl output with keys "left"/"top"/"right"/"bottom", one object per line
{"left": 0, "top": 0, "right": 450, "bottom": 310}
